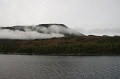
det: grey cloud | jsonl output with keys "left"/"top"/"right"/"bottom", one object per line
{"left": 0, "top": 29, "right": 65, "bottom": 39}
{"left": 75, "top": 27, "right": 120, "bottom": 36}
{"left": 0, "top": 24, "right": 83, "bottom": 39}
{"left": 47, "top": 25, "right": 81, "bottom": 35}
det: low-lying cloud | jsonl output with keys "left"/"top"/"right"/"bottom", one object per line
{"left": 75, "top": 27, "right": 120, "bottom": 36}
{"left": 32, "top": 25, "right": 81, "bottom": 35}
{"left": 0, "top": 25, "right": 82, "bottom": 39}
{"left": 0, "top": 29, "right": 65, "bottom": 39}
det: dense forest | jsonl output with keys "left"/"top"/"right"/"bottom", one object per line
{"left": 0, "top": 36, "right": 120, "bottom": 55}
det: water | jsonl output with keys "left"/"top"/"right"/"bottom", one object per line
{"left": 0, "top": 55, "right": 120, "bottom": 79}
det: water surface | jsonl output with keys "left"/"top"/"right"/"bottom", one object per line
{"left": 0, "top": 55, "right": 120, "bottom": 79}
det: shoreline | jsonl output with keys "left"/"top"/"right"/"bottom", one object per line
{"left": 1, "top": 53, "right": 120, "bottom": 56}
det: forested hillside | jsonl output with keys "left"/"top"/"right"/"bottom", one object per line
{"left": 0, "top": 36, "right": 120, "bottom": 55}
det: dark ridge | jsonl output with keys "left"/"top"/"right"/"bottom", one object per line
{"left": 0, "top": 26, "right": 25, "bottom": 31}
{"left": 0, "top": 24, "right": 68, "bottom": 29}
{"left": 37, "top": 24, "right": 68, "bottom": 28}
{"left": 0, "top": 27, "right": 13, "bottom": 30}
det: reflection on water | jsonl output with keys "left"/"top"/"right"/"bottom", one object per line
{"left": 0, "top": 55, "right": 120, "bottom": 79}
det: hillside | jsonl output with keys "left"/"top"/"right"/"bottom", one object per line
{"left": 0, "top": 36, "right": 120, "bottom": 55}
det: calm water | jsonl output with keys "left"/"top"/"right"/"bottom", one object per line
{"left": 0, "top": 55, "right": 120, "bottom": 79}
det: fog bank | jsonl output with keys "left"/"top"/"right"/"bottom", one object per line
{"left": 0, "top": 24, "right": 83, "bottom": 39}
{"left": 0, "top": 29, "right": 65, "bottom": 39}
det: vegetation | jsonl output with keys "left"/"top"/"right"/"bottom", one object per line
{"left": 0, "top": 36, "right": 120, "bottom": 55}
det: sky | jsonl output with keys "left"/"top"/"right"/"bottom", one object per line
{"left": 0, "top": 0, "right": 120, "bottom": 36}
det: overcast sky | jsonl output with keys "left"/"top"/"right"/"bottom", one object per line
{"left": 0, "top": 0, "right": 120, "bottom": 36}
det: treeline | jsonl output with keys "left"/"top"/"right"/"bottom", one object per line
{"left": 0, "top": 43, "right": 120, "bottom": 55}
{"left": 0, "top": 36, "right": 120, "bottom": 55}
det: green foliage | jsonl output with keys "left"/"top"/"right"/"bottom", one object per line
{"left": 0, "top": 36, "right": 120, "bottom": 55}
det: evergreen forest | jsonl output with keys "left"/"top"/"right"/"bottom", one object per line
{"left": 0, "top": 36, "right": 120, "bottom": 55}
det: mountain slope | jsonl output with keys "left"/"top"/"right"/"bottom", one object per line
{"left": 0, "top": 24, "right": 84, "bottom": 39}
